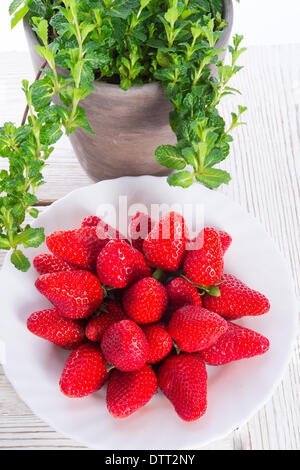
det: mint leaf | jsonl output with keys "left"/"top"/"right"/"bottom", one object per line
{"left": 11, "top": 250, "right": 31, "bottom": 272}
{"left": 0, "top": 235, "right": 11, "bottom": 250}
{"left": 204, "top": 148, "right": 224, "bottom": 167}
{"left": 167, "top": 171, "right": 194, "bottom": 188}
{"left": 28, "top": 208, "right": 39, "bottom": 218}
{"left": 196, "top": 168, "right": 231, "bottom": 188}
{"left": 155, "top": 145, "right": 186, "bottom": 170}
{"left": 9, "top": 0, "right": 23, "bottom": 15}
{"left": 11, "top": 4, "right": 29, "bottom": 28}
{"left": 15, "top": 226, "right": 45, "bottom": 248}
{"left": 182, "top": 147, "right": 198, "bottom": 167}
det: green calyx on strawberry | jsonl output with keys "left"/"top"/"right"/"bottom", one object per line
{"left": 180, "top": 273, "right": 222, "bottom": 297}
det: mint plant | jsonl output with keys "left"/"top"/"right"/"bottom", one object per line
{"left": 1, "top": 0, "right": 246, "bottom": 270}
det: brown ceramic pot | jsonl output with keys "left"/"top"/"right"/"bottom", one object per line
{"left": 23, "top": 0, "right": 233, "bottom": 181}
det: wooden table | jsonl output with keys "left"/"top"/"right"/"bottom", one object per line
{"left": 0, "top": 45, "right": 299, "bottom": 450}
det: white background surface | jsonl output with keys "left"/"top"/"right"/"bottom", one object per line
{"left": 0, "top": 0, "right": 300, "bottom": 50}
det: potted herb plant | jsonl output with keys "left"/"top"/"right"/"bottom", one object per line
{"left": 0, "top": 0, "right": 245, "bottom": 271}
{"left": 23, "top": 0, "right": 238, "bottom": 182}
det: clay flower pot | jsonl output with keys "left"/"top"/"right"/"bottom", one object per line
{"left": 24, "top": 0, "right": 233, "bottom": 182}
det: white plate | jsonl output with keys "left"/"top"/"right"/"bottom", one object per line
{"left": 0, "top": 176, "right": 298, "bottom": 450}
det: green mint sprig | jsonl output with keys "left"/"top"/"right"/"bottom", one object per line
{"left": 2, "top": 0, "right": 245, "bottom": 271}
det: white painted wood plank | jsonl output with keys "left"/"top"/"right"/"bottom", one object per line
{"left": 0, "top": 45, "right": 299, "bottom": 450}
{"left": 219, "top": 44, "right": 300, "bottom": 450}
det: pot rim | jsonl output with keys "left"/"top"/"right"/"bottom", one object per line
{"left": 23, "top": 0, "right": 233, "bottom": 95}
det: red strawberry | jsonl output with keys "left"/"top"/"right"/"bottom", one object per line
{"left": 183, "top": 227, "right": 224, "bottom": 286}
{"left": 143, "top": 212, "right": 188, "bottom": 272}
{"left": 82, "top": 215, "right": 129, "bottom": 242}
{"left": 202, "top": 273, "right": 270, "bottom": 320}
{"left": 101, "top": 319, "right": 149, "bottom": 371}
{"left": 107, "top": 365, "right": 158, "bottom": 418}
{"left": 129, "top": 212, "right": 154, "bottom": 252}
{"left": 27, "top": 308, "right": 85, "bottom": 349}
{"left": 60, "top": 343, "right": 108, "bottom": 398}
{"left": 166, "top": 277, "right": 202, "bottom": 311}
{"left": 218, "top": 230, "right": 232, "bottom": 254}
{"left": 168, "top": 305, "right": 228, "bottom": 352}
{"left": 46, "top": 227, "right": 105, "bottom": 271}
{"left": 141, "top": 323, "right": 173, "bottom": 364}
{"left": 123, "top": 277, "right": 168, "bottom": 324}
{"left": 81, "top": 215, "right": 101, "bottom": 227}
{"left": 199, "top": 321, "right": 270, "bottom": 365}
{"left": 85, "top": 301, "right": 127, "bottom": 342}
{"left": 35, "top": 270, "right": 103, "bottom": 319}
{"left": 158, "top": 353, "right": 207, "bottom": 421}
{"left": 97, "top": 239, "right": 151, "bottom": 288}
{"left": 33, "top": 253, "right": 75, "bottom": 275}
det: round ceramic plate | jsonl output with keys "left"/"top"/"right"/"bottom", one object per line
{"left": 0, "top": 176, "right": 297, "bottom": 449}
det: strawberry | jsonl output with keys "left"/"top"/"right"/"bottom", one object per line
{"left": 60, "top": 343, "right": 108, "bottom": 398}
{"left": 141, "top": 323, "right": 173, "bottom": 364}
{"left": 202, "top": 273, "right": 270, "bottom": 320}
{"left": 168, "top": 305, "right": 228, "bottom": 352}
{"left": 143, "top": 212, "right": 188, "bottom": 272}
{"left": 166, "top": 277, "right": 202, "bottom": 311}
{"left": 129, "top": 212, "right": 154, "bottom": 252}
{"left": 97, "top": 239, "right": 151, "bottom": 288}
{"left": 27, "top": 308, "right": 85, "bottom": 349}
{"left": 101, "top": 319, "right": 149, "bottom": 371}
{"left": 183, "top": 227, "right": 224, "bottom": 286}
{"left": 158, "top": 353, "right": 207, "bottom": 421}
{"left": 46, "top": 227, "right": 105, "bottom": 271}
{"left": 35, "top": 270, "right": 103, "bottom": 319}
{"left": 81, "top": 215, "right": 101, "bottom": 227}
{"left": 218, "top": 230, "right": 232, "bottom": 254}
{"left": 106, "top": 365, "right": 158, "bottom": 418}
{"left": 33, "top": 253, "right": 75, "bottom": 275}
{"left": 85, "top": 301, "right": 127, "bottom": 342}
{"left": 123, "top": 277, "right": 168, "bottom": 324}
{"left": 199, "top": 321, "right": 270, "bottom": 365}
{"left": 82, "top": 215, "right": 129, "bottom": 242}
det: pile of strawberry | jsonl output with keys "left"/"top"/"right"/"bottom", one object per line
{"left": 27, "top": 211, "right": 270, "bottom": 422}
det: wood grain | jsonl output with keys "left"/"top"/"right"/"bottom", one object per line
{"left": 0, "top": 44, "right": 299, "bottom": 450}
